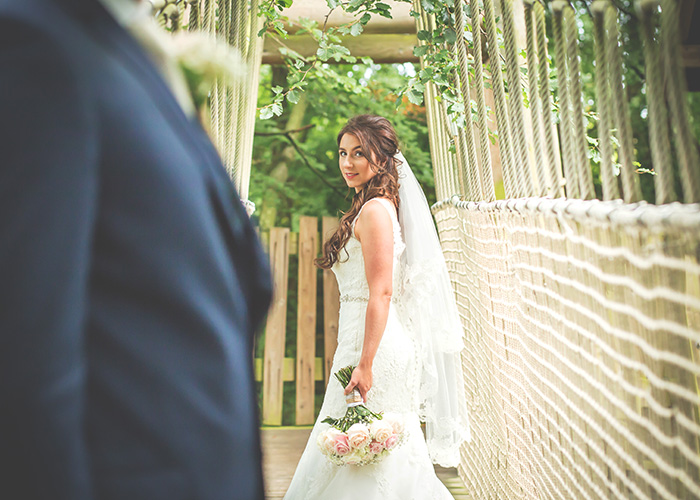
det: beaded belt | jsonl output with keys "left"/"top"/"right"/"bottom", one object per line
{"left": 339, "top": 294, "right": 369, "bottom": 303}
{"left": 339, "top": 294, "right": 398, "bottom": 303}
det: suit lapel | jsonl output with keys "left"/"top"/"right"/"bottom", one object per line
{"left": 80, "top": 4, "right": 253, "bottom": 225}
{"left": 56, "top": 1, "right": 271, "bottom": 311}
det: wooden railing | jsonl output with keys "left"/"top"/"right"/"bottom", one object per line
{"left": 255, "top": 216, "right": 340, "bottom": 426}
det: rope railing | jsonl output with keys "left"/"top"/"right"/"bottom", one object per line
{"left": 432, "top": 196, "right": 700, "bottom": 498}
{"left": 154, "top": 0, "right": 263, "bottom": 205}
{"left": 481, "top": 0, "right": 519, "bottom": 199}
{"left": 411, "top": 0, "right": 700, "bottom": 496}
{"left": 417, "top": 0, "right": 699, "bottom": 206}
{"left": 591, "top": 0, "right": 621, "bottom": 201}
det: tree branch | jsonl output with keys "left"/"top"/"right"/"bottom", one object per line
{"left": 254, "top": 127, "right": 347, "bottom": 196}
{"left": 254, "top": 124, "right": 316, "bottom": 136}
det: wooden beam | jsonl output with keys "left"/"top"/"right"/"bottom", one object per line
{"left": 261, "top": 227, "right": 290, "bottom": 426}
{"left": 255, "top": 357, "right": 324, "bottom": 383}
{"left": 263, "top": 33, "right": 418, "bottom": 65}
{"left": 680, "top": 0, "right": 696, "bottom": 43}
{"left": 295, "top": 216, "right": 318, "bottom": 425}
{"left": 279, "top": 0, "right": 415, "bottom": 35}
{"left": 683, "top": 45, "right": 700, "bottom": 68}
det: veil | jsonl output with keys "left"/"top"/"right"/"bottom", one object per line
{"left": 394, "top": 151, "right": 471, "bottom": 467}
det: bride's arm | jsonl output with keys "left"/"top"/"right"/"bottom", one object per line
{"left": 344, "top": 201, "right": 394, "bottom": 402}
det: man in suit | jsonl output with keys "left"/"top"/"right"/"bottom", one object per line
{"left": 0, "top": 0, "right": 272, "bottom": 498}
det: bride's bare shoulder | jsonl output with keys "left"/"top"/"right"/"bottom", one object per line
{"left": 354, "top": 198, "right": 395, "bottom": 241}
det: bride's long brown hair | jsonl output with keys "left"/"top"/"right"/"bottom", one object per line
{"left": 316, "top": 115, "right": 401, "bottom": 270}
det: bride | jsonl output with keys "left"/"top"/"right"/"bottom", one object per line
{"left": 283, "top": 115, "right": 470, "bottom": 500}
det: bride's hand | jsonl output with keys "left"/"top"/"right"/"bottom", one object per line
{"left": 344, "top": 364, "right": 372, "bottom": 403}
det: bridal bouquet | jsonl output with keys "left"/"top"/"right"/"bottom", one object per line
{"left": 317, "top": 366, "right": 405, "bottom": 466}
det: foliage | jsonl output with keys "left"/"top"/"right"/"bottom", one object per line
{"left": 257, "top": 0, "right": 406, "bottom": 119}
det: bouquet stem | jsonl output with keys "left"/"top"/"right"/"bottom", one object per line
{"left": 321, "top": 365, "right": 383, "bottom": 432}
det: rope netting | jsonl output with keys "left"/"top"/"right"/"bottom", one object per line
{"left": 434, "top": 198, "right": 700, "bottom": 499}
{"left": 433, "top": 197, "right": 700, "bottom": 498}
{"left": 414, "top": 0, "right": 700, "bottom": 496}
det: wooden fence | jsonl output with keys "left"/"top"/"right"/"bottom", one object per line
{"left": 255, "top": 216, "right": 340, "bottom": 426}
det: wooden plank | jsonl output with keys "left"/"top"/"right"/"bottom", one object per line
{"left": 263, "top": 33, "right": 418, "bottom": 65}
{"left": 683, "top": 45, "right": 700, "bottom": 67}
{"left": 255, "top": 357, "right": 324, "bottom": 383}
{"left": 321, "top": 217, "right": 340, "bottom": 383}
{"left": 278, "top": 0, "right": 415, "bottom": 35}
{"left": 296, "top": 216, "right": 318, "bottom": 425}
{"left": 262, "top": 228, "right": 290, "bottom": 426}
{"left": 680, "top": 0, "right": 696, "bottom": 42}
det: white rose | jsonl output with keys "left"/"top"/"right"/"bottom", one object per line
{"left": 383, "top": 414, "right": 405, "bottom": 435}
{"left": 344, "top": 447, "right": 367, "bottom": 466}
{"left": 316, "top": 430, "right": 333, "bottom": 456}
{"left": 369, "top": 419, "right": 394, "bottom": 444}
{"left": 346, "top": 423, "right": 371, "bottom": 450}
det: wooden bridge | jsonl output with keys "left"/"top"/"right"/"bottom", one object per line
{"left": 155, "top": 0, "right": 700, "bottom": 497}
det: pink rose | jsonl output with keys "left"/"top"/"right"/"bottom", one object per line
{"left": 384, "top": 434, "right": 399, "bottom": 450}
{"left": 368, "top": 440, "right": 385, "bottom": 454}
{"left": 318, "top": 429, "right": 341, "bottom": 455}
{"left": 333, "top": 433, "right": 350, "bottom": 456}
{"left": 346, "top": 423, "right": 371, "bottom": 450}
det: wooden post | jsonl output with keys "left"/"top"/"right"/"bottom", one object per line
{"left": 262, "top": 228, "right": 290, "bottom": 426}
{"left": 296, "top": 217, "right": 318, "bottom": 425}
{"left": 321, "top": 217, "right": 340, "bottom": 383}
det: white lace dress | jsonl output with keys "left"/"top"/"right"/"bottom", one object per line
{"left": 283, "top": 198, "right": 454, "bottom": 500}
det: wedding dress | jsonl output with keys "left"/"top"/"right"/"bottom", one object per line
{"left": 283, "top": 197, "right": 456, "bottom": 500}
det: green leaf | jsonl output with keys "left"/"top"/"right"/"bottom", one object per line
{"left": 451, "top": 101, "right": 465, "bottom": 113}
{"left": 271, "top": 85, "right": 284, "bottom": 94}
{"left": 419, "top": 67, "right": 434, "bottom": 81}
{"left": 350, "top": 22, "right": 363, "bottom": 36}
{"left": 420, "top": 0, "right": 436, "bottom": 13}
{"left": 316, "top": 47, "right": 329, "bottom": 60}
{"left": 417, "top": 30, "right": 431, "bottom": 41}
{"left": 326, "top": 0, "right": 340, "bottom": 8}
{"left": 360, "top": 13, "right": 372, "bottom": 24}
{"left": 407, "top": 89, "right": 424, "bottom": 105}
{"left": 259, "top": 107, "right": 274, "bottom": 120}
{"left": 444, "top": 27, "right": 457, "bottom": 44}
{"left": 413, "top": 45, "right": 429, "bottom": 57}
{"left": 272, "top": 102, "right": 283, "bottom": 116}
{"left": 409, "top": 9, "right": 420, "bottom": 17}
{"left": 287, "top": 88, "right": 301, "bottom": 103}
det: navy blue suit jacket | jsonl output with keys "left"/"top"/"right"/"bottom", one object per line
{"left": 0, "top": 0, "right": 272, "bottom": 498}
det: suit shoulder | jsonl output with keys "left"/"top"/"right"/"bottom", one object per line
{"left": 0, "top": 0, "right": 76, "bottom": 52}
